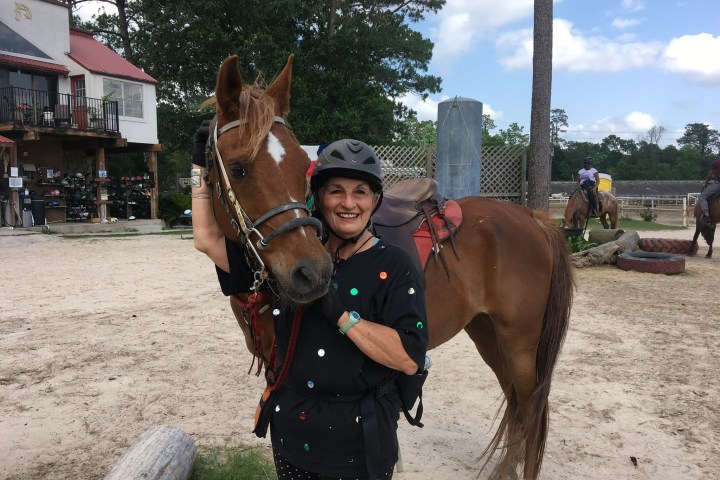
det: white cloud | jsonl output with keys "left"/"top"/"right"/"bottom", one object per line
{"left": 620, "top": 0, "right": 646, "bottom": 12}
{"left": 497, "top": 19, "right": 664, "bottom": 72}
{"left": 662, "top": 33, "right": 720, "bottom": 85}
{"left": 398, "top": 93, "right": 442, "bottom": 121}
{"left": 74, "top": 1, "right": 115, "bottom": 21}
{"left": 399, "top": 93, "right": 501, "bottom": 124}
{"left": 566, "top": 111, "right": 660, "bottom": 144}
{"left": 612, "top": 17, "right": 641, "bottom": 29}
{"left": 431, "top": 0, "right": 534, "bottom": 66}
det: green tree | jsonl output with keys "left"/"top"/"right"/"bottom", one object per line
{"left": 676, "top": 123, "right": 720, "bottom": 158}
{"left": 550, "top": 108, "right": 568, "bottom": 148}
{"left": 74, "top": 0, "right": 445, "bottom": 186}
{"left": 481, "top": 114, "right": 505, "bottom": 146}
{"left": 672, "top": 145, "right": 706, "bottom": 179}
{"left": 398, "top": 116, "right": 437, "bottom": 147}
{"left": 499, "top": 122, "right": 530, "bottom": 148}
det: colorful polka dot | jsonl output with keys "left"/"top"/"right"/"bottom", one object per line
{"left": 350, "top": 288, "right": 358, "bottom": 296}
{"left": 303, "top": 443, "right": 310, "bottom": 451}
{"left": 299, "top": 411, "right": 308, "bottom": 421}
{"left": 275, "top": 405, "right": 281, "bottom": 412}
{"left": 379, "top": 271, "right": 388, "bottom": 280}
{"left": 273, "top": 308, "right": 280, "bottom": 316}
{"left": 317, "top": 349, "right": 325, "bottom": 357}
{"left": 307, "top": 380, "right": 315, "bottom": 389}
{"left": 408, "top": 287, "right": 415, "bottom": 295}
{"left": 416, "top": 321, "right": 424, "bottom": 329}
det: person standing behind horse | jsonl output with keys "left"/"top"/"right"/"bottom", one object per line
{"left": 191, "top": 129, "right": 429, "bottom": 479}
{"left": 699, "top": 155, "right": 720, "bottom": 223}
{"left": 577, "top": 156, "right": 600, "bottom": 217}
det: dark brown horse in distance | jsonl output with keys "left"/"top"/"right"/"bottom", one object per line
{"left": 690, "top": 197, "right": 720, "bottom": 258}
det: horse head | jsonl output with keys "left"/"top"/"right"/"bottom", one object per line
{"left": 562, "top": 191, "right": 584, "bottom": 229}
{"left": 207, "top": 55, "right": 332, "bottom": 304}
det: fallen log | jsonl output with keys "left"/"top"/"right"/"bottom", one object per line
{"left": 104, "top": 425, "right": 197, "bottom": 480}
{"left": 588, "top": 228, "right": 625, "bottom": 245}
{"left": 571, "top": 230, "right": 640, "bottom": 268}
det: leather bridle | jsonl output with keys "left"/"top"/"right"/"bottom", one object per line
{"left": 207, "top": 116, "right": 322, "bottom": 290}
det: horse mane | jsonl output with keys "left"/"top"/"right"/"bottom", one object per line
{"left": 201, "top": 84, "right": 278, "bottom": 161}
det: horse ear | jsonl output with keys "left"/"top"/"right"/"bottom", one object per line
{"left": 265, "top": 54, "right": 294, "bottom": 116}
{"left": 215, "top": 55, "right": 244, "bottom": 119}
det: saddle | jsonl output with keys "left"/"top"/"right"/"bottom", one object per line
{"left": 372, "top": 178, "right": 463, "bottom": 281}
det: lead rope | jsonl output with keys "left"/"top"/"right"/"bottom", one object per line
{"left": 231, "top": 292, "right": 275, "bottom": 377}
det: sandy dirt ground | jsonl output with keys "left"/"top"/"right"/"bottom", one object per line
{"left": 0, "top": 227, "right": 718, "bottom": 480}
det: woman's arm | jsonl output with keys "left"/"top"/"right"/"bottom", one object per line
{"left": 340, "top": 313, "right": 419, "bottom": 375}
{"left": 191, "top": 163, "right": 230, "bottom": 272}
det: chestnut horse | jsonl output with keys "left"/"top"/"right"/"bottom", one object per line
{"left": 206, "top": 55, "right": 574, "bottom": 480}
{"left": 562, "top": 189, "right": 618, "bottom": 229}
{"left": 689, "top": 199, "right": 719, "bottom": 259}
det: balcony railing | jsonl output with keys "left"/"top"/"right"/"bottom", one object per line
{"left": 0, "top": 86, "right": 120, "bottom": 134}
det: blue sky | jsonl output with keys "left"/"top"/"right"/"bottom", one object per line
{"left": 77, "top": 1, "right": 720, "bottom": 148}
{"left": 403, "top": 0, "right": 720, "bottom": 147}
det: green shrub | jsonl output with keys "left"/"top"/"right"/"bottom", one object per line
{"left": 159, "top": 192, "right": 191, "bottom": 226}
{"left": 566, "top": 235, "right": 597, "bottom": 253}
{"left": 638, "top": 208, "right": 657, "bottom": 222}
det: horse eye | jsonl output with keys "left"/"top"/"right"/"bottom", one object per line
{"left": 230, "top": 164, "right": 248, "bottom": 179}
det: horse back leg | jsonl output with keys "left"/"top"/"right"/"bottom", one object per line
{"left": 707, "top": 225, "right": 715, "bottom": 259}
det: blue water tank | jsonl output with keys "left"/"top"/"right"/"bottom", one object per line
{"left": 435, "top": 97, "right": 483, "bottom": 199}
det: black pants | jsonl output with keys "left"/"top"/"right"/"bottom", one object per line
{"left": 581, "top": 181, "right": 598, "bottom": 214}
{"left": 273, "top": 448, "right": 394, "bottom": 480}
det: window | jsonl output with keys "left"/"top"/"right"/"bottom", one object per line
{"left": 103, "top": 78, "right": 143, "bottom": 119}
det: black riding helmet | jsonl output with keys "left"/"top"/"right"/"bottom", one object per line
{"left": 310, "top": 139, "right": 383, "bottom": 195}
{"left": 584, "top": 156, "right": 594, "bottom": 165}
{"left": 310, "top": 139, "right": 384, "bottom": 247}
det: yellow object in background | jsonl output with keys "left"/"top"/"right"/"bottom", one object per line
{"left": 598, "top": 173, "right": 612, "bottom": 192}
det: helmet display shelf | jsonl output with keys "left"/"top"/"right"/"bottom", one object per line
{"left": 64, "top": 173, "right": 94, "bottom": 222}
{"left": 36, "top": 167, "right": 67, "bottom": 224}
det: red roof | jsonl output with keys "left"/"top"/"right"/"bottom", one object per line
{"left": 0, "top": 134, "right": 15, "bottom": 145}
{"left": 0, "top": 53, "right": 69, "bottom": 75}
{"left": 68, "top": 29, "right": 157, "bottom": 84}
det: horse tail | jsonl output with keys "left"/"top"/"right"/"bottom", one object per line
{"left": 525, "top": 211, "right": 575, "bottom": 479}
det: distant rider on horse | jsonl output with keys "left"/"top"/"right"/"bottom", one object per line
{"left": 699, "top": 155, "right": 720, "bottom": 224}
{"left": 577, "top": 156, "right": 600, "bottom": 217}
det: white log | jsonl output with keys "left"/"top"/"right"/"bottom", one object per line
{"left": 104, "top": 425, "right": 197, "bottom": 480}
{"left": 571, "top": 230, "right": 641, "bottom": 268}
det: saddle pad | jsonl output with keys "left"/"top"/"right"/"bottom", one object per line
{"left": 412, "top": 200, "right": 462, "bottom": 270}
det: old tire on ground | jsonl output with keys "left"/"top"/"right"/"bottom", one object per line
{"left": 616, "top": 252, "right": 685, "bottom": 275}
{"left": 639, "top": 238, "right": 698, "bottom": 255}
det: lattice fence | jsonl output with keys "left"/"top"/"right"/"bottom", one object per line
{"left": 372, "top": 144, "right": 527, "bottom": 204}
{"left": 371, "top": 145, "right": 430, "bottom": 187}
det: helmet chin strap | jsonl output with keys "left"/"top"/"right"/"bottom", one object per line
{"left": 324, "top": 221, "right": 372, "bottom": 263}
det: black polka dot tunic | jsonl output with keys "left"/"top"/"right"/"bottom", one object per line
{"left": 270, "top": 239, "right": 428, "bottom": 479}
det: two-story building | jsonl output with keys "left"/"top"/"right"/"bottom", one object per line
{"left": 1, "top": 0, "right": 161, "bottom": 228}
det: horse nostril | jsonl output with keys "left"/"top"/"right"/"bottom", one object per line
{"left": 291, "top": 261, "right": 322, "bottom": 296}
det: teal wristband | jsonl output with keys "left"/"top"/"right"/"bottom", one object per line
{"left": 339, "top": 311, "right": 360, "bottom": 334}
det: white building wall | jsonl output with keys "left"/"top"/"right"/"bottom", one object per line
{"left": 0, "top": 0, "right": 71, "bottom": 66}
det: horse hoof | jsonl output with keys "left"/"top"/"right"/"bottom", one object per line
{"left": 616, "top": 252, "right": 685, "bottom": 275}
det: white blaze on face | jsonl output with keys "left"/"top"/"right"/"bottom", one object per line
{"left": 267, "top": 132, "right": 285, "bottom": 165}
{"left": 266, "top": 132, "right": 308, "bottom": 238}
